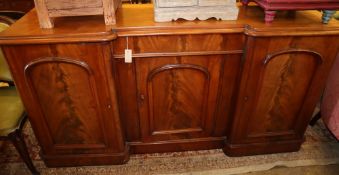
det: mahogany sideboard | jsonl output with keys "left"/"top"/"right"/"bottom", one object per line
{"left": 0, "top": 5, "right": 338, "bottom": 167}
{"left": 0, "top": 0, "right": 34, "bottom": 13}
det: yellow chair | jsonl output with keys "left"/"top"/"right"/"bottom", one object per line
{"left": 0, "top": 15, "right": 39, "bottom": 175}
{"left": 0, "top": 16, "right": 14, "bottom": 83}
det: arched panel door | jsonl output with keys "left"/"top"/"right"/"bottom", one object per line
{"left": 135, "top": 56, "right": 223, "bottom": 142}
{"left": 246, "top": 50, "right": 322, "bottom": 139}
{"left": 224, "top": 35, "right": 337, "bottom": 157}
{"left": 24, "top": 57, "right": 107, "bottom": 148}
{"left": 147, "top": 64, "right": 210, "bottom": 135}
{"left": 229, "top": 48, "right": 325, "bottom": 147}
{"left": 3, "top": 43, "right": 128, "bottom": 166}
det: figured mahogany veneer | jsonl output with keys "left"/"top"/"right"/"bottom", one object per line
{"left": 0, "top": 4, "right": 338, "bottom": 166}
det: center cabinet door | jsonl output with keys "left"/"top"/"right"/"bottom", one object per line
{"left": 135, "top": 56, "right": 223, "bottom": 142}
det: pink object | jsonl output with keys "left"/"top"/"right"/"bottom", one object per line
{"left": 264, "top": 10, "right": 277, "bottom": 23}
{"left": 322, "top": 55, "right": 339, "bottom": 140}
{"left": 242, "top": 0, "right": 339, "bottom": 23}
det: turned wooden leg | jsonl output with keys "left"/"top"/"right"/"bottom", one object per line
{"left": 265, "top": 10, "right": 277, "bottom": 23}
{"left": 322, "top": 10, "right": 336, "bottom": 24}
{"left": 241, "top": 0, "right": 250, "bottom": 6}
{"left": 9, "top": 130, "right": 39, "bottom": 175}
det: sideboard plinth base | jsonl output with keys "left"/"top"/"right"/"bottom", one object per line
{"left": 41, "top": 146, "right": 130, "bottom": 167}
{"left": 223, "top": 139, "right": 304, "bottom": 157}
{"left": 130, "top": 137, "right": 225, "bottom": 154}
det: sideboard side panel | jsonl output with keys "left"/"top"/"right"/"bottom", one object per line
{"left": 224, "top": 35, "right": 339, "bottom": 156}
{"left": 2, "top": 43, "right": 129, "bottom": 166}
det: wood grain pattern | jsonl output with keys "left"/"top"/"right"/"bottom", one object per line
{"left": 113, "top": 34, "right": 243, "bottom": 149}
{"left": 113, "top": 50, "right": 243, "bottom": 59}
{"left": 24, "top": 57, "right": 105, "bottom": 146}
{"left": 113, "top": 34, "right": 244, "bottom": 55}
{"left": 34, "top": 0, "right": 54, "bottom": 28}
{"left": 135, "top": 55, "right": 223, "bottom": 142}
{"left": 224, "top": 35, "right": 339, "bottom": 156}
{"left": 147, "top": 64, "right": 209, "bottom": 135}
{"left": 48, "top": 7, "right": 103, "bottom": 17}
{"left": 0, "top": 5, "right": 339, "bottom": 44}
{"left": 214, "top": 54, "right": 242, "bottom": 137}
{"left": 248, "top": 50, "right": 321, "bottom": 137}
{"left": 0, "top": 4, "right": 338, "bottom": 166}
{"left": 45, "top": 0, "right": 103, "bottom": 10}
{"left": 2, "top": 43, "right": 129, "bottom": 165}
{"left": 112, "top": 34, "right": 243, "bottom": 144}
{"left": 103, "top": 0, "right": 118, "bottom": 25}
{"left": 34, "top": 0, "right": 120, "bottom": 28}
{"left": 113, "top": 58, "right": 141, "bottom": 142}
{"left": 129, "top": 137, "right": 225, "bottom": 153}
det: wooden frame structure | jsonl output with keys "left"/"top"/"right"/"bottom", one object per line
{"left": 34, "top": 0, "right": 121, "bottom": 28}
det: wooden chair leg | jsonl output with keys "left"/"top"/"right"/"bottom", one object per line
{"left": 8, "top": 130, "right": 39, "bottom": 175}
{"left": 310, "top": 111, "right": 321, "bottom": 126}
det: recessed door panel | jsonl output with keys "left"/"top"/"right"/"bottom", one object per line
{"left": 25, "top": 58, "right": 106, "bottom": 147}
{"left": 248, "top": 51, "right": 321, "bottom": 137}
{"left": 148, "top": 65, "right": 208, "bottom": 135}
{"left": 136, "top": 55, "right": 223, "bottom": 141}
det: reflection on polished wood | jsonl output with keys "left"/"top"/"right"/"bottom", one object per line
{"left": 0, "top": 4, "right": 338, "bottom": 167}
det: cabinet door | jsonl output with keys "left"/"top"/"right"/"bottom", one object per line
{"left": 135, "top": 55, "right": 223, "bottom": 142}
{"left": 225, "top": 36, "right": 339, "bottom": 156}
{"left": 2, "top": 43, "right": 128, "bottom": 166}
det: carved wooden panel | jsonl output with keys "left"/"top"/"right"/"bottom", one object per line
{"left": 24, "top": 57, "right": 106, "bottom": 147}
{"left": 135, "top": 55, "right": 223, "bottom": 142}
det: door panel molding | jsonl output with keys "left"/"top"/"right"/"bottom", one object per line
{"left": 24, "top": 57, "right": 107, "bottom": 149}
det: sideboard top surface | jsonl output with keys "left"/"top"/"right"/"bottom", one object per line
{"left": 0, "top": 4, "right": 338, "bottom": 44}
